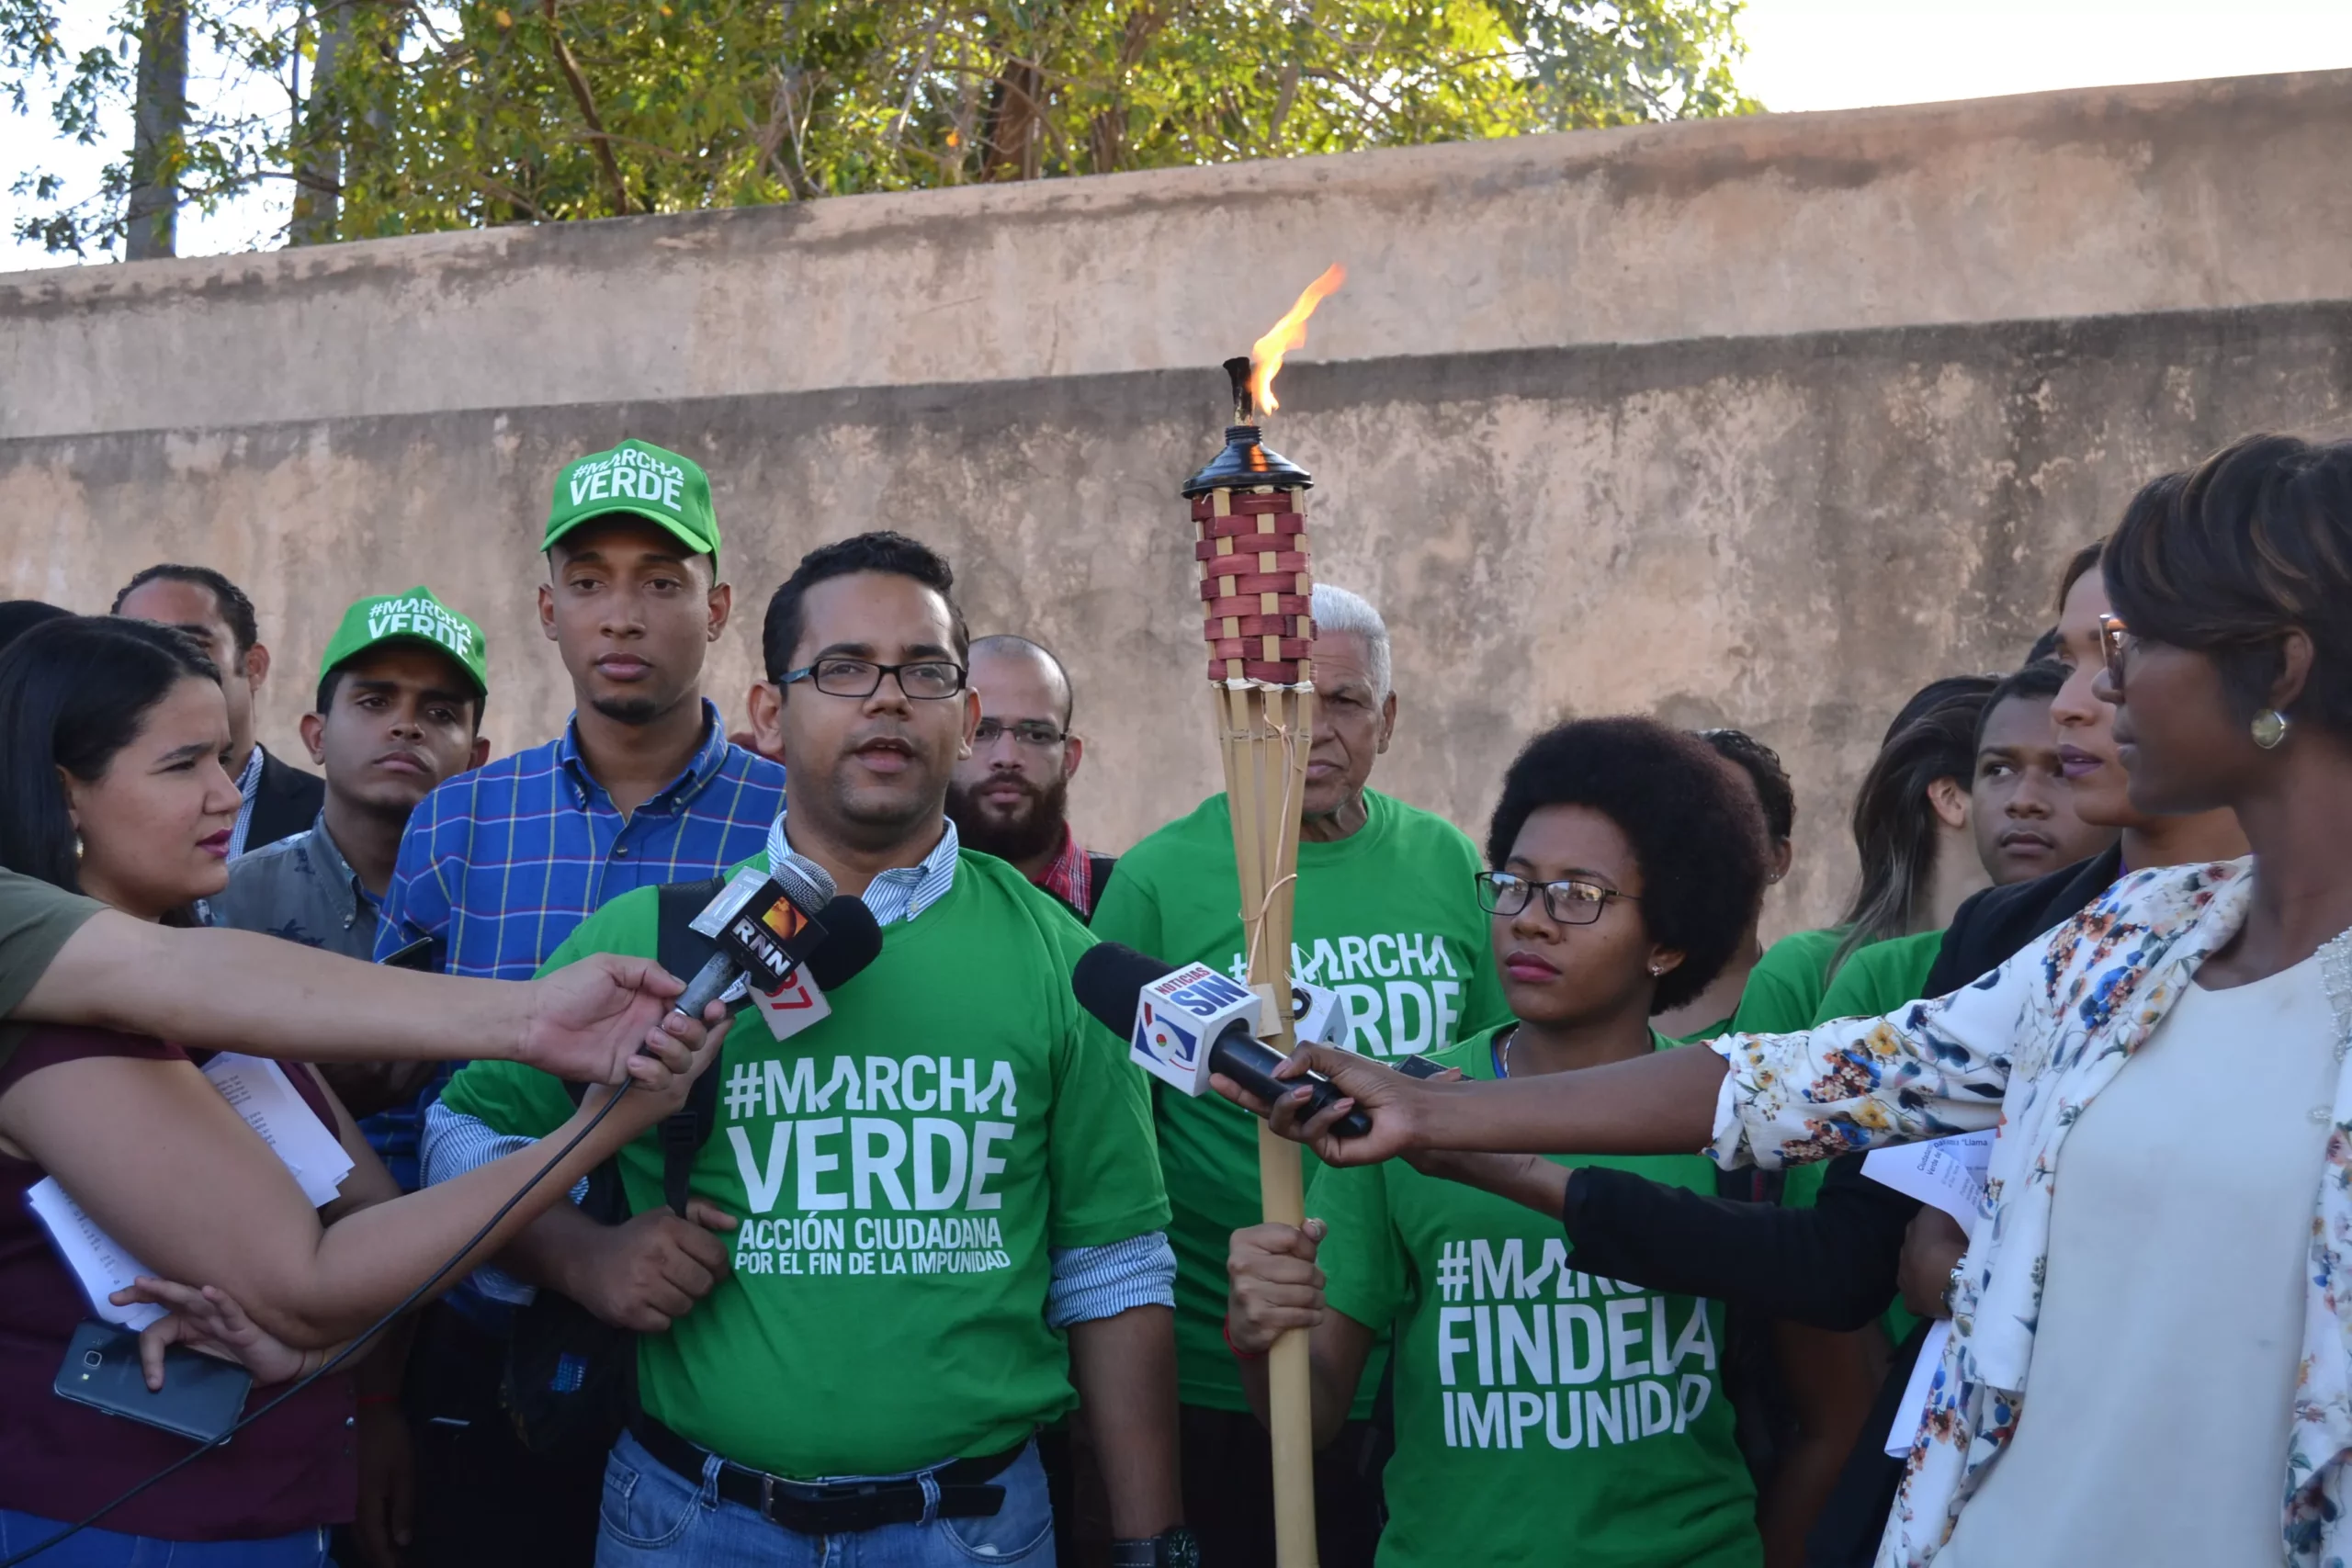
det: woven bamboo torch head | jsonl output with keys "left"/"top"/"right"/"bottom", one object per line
{"left": 1185, "top": 357, "right": 1316, "bottom": 687}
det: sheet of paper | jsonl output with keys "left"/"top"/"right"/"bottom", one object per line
{"left": 1862, "top": 1128, "right": 1993, "bottom": 1228}
{"left": 200, "top": 1054, "right": 354, "bottom": 1207}
{"left": 25, "top": 1178, "right": 164, "bottom": 1331}
{"left": 1885, "top": 1318, "right": 1952, "bottom": 1456}
{"left": 28, "top": 1055, "right": 353, "bottom": 1333}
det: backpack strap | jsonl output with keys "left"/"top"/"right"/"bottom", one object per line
{"left": 1084, "top": 852, "right": 1119, "bottom": 914}
{"left": 654, "top": 876, "right": 729, "bottom": 1217}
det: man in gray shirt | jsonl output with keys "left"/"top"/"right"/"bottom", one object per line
{"left": 210, "top": 586, "right": 492, "bottom": 1111}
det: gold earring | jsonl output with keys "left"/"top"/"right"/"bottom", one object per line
{"left": 2253, "top": 708, "right": 2290, "bottom": 750}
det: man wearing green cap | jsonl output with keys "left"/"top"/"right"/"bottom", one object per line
{"left": 375, "top": 437, "right": 786, "bottom": 1568}
{"left": 210, "top": 583, "right": 492, "bottom": 999}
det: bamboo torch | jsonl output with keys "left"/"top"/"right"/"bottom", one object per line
{"left": 1180, "top": 264, "right": 1343, "bottom": 1568}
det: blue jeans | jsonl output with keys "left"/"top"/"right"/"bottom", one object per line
{"left": 0, "top": 1512, "right": 330, "bottom": 1567}
{"left": 595, "top": 1429, "right": 1056, "bottom": 1567}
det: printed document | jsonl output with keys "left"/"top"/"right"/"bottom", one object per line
{"left": 1869, "top": 1129, "right": 1994, "bottom": 1455}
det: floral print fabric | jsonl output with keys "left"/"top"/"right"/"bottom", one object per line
{"left": 1705, "top": 858, "right": 2352, "bottom": 1567}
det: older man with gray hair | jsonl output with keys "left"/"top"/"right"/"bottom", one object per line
{"left": 1091, "top": 582, "right": 1510, "bottom": 1566}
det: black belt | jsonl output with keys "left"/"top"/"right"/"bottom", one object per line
{"left": 628, "top": 1415, "right": 1017, "bottom": 1536}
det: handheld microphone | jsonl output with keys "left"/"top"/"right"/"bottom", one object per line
{"left": 671, "top": 854, "right": 838, "bottom": 1021}
{"left": 1071, "top": 943, "right": 1373, "bottom": 1139}
{"left": 797, "top": 895, "right": 884, "bottom": 989}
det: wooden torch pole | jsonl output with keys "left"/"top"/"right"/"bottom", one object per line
{"left": 1190, "top": 369, "right": 1319, "bottom": 1562}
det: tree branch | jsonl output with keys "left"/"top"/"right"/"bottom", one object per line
{"left": 540, "top": 0, "right": 630, "bottom": 216}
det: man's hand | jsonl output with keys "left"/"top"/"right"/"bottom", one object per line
{"left": 518, "top": 953, "right": 711, "bottom": 1087}
{"left": 1225, "top": 1220, "right": 1328, "bottom": 1355}
{"left": 1898, "top": 1209, "right": 1970, "bottom": 1320}
{"left": 560, "top": 1201, "right": 741, "bottom": 1333}
{"left": 1213, "top": 1044, "right": 1432, "bottom": 1167}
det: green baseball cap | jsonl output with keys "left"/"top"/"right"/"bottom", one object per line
{"left": 543, "top": 438, "right": 719, "bottom": 566}
{"left": 319, "top": 586, "right": 489, "bottom": 697}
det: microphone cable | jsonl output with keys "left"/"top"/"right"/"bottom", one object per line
{"left": 0, "top": 1078, "right": 638, "bottom": 1566}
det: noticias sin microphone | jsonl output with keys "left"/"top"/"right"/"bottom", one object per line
{"left": 671, "top": 853, "right": 874, "bottom": 1020}
{"left": 1072, "top": 943, "right": 1372, "bottom": 1138}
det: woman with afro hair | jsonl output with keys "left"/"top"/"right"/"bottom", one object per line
{"left": 1222, "top": 716, "right": 1845, "bottom": 1568}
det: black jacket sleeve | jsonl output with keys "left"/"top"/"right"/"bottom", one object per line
{"left": 1559, "top": 1153, "right": 1918, "bottom": 1330}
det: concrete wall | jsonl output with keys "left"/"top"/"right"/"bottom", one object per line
{"left": 6, "top": 70, "right": 2351, "bottom": 934}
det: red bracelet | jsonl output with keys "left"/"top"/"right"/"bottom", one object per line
{"left": 356, "top": 1393, "right": 401, "bottom": 1408}
{"left": 1222, "top": 1314, "right": 1266, "bottom": 1362}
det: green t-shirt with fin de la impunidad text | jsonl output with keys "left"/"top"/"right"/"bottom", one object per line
{"left": 1309, "top": 1027, "right": 1763, "bottom": 1568}
{"left": 1090, "top": 787, "right": 1512, "bottom": 1415}
{"left": 440, "top": 849, "right": 1170, "bottom": 1480}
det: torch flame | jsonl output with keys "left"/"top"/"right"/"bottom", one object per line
{"left": 1249, "top": 263, "right": 1346, "bottom": 415}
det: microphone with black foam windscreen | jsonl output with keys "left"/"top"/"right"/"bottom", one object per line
{"left": 797, "top": 894, "right": 883, "bottom": 991}
{"left": 669, "top": 853, "right": 840, "bottom": 1021}
{"left": 1072, "top": 942, "right": 1373, "bottom": 1139}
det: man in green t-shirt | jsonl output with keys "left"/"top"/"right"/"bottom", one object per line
{"left": 439, "top": 534, "right": 1192, "bottom": 1567}
{"left": 1091, "top": 582, "right": 1510, "bottom": 1566}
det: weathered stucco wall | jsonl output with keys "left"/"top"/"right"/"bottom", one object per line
{"left": 6, "top": 71, "right": 2351, "bottom": 933}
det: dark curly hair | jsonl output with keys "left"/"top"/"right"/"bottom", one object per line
{"left": 1486, "top": 716, "right": 1770, "bottom": 1015}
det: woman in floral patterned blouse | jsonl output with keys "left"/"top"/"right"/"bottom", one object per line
{"left": 1228, "top": 434, "right": 2352, "bottom": 1568}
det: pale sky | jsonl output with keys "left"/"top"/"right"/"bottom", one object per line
{"left": 5, "top": 0, "right": 2351, "bottom": 275}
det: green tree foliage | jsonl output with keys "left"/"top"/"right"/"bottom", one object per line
{"left": 4, "top": 0, "right": 1757, "bottom": 256}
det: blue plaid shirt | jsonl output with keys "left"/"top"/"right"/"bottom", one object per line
{"left": 367, "top": 701, "right": 786, "bottom": 1189}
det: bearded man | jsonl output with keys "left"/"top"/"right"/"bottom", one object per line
{"left": 945, "top": 634, "right": 1114, "bottom": 920}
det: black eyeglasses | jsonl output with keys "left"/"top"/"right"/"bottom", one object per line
{"left": 1475, "top": 871, "right": 1638, "bottom": 926}
{"left": 781, "top": 658, "right": 967, "bottom": 701}
{"left": 974, "top": 718, "right": 1068, "bottom": 749}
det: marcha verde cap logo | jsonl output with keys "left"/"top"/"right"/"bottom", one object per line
{"left": 544, "top": 438, "right": 719, "bottom": 566}
{"left": 319, "top": 586, "right": 489, "bottom": 697}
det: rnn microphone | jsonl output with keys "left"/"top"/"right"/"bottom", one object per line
{"left": 1072, "top": 943, "right": 1373, "bottom": 1139}
{"left": 671, "top": 854, "right": 840, "bottom": 1021}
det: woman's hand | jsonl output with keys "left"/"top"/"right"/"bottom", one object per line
{"left": 520, "top": 954, "right": 725, "bottom": 1089}
{"left": 115, "top": 1277, "right": 324, "bottom": 1389}
{"left": 582, "top": 1003, "right": 732, "bottom": 1135}
{"left": 1213, "top": 1044, "right": 1435, "bottom": 1166}
{"left": 1898, "top": 1209, "right": 1971, "bottom": 1320}
{"left": 1226, "top": 1220, "right": 1329, "bottom": 1355}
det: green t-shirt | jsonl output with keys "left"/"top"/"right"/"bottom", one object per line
{"left": 0, "top": 869, "right": 102, "bottom": 1070}
{"left": 439, "top": 850, "right": 1170, "bottom": 1479}
{"left": 1810, "top": 930, "right": 1945, "bottom": 1027}
{"left": 1809, "top": 928, "right": 1947, "bottom": 1345}
{"left": 1726, "top": 926, "right": 1844, "bottom": 1036}
{"left": 1729, "top": 928, "right": 1849, "bottom": 1209}
{"left": 1091, "top": 788, "right": 1511, "bottom": 1412}
{"left": 1309, "top": 1029, "right": 1763, "bottom": 1568}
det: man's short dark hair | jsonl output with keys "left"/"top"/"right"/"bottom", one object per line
{"left": 1486, "top": 716, "right": 1769, "bottom": 1016}
{"left": 1973, "top": 660, "right": 2066, "bottom": 754}
{"left": 316, "top": 663, "right": 487, "bottom": 732}
{"left": 969, "top": 634, "right": 1074, "bottom": 728}
{"left": 111, "top": 564, "right": 259, "bottom": 653}
{"left": 762, "top": 532, "right": 968, "bottom": 683}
